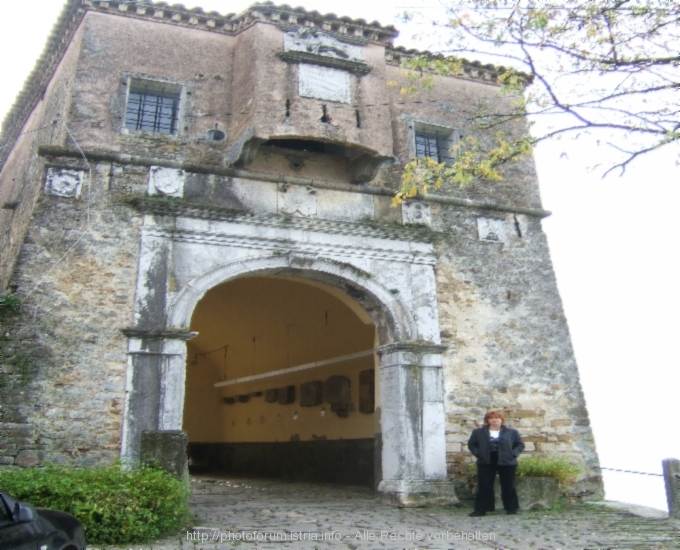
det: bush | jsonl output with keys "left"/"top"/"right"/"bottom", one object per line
{"left": 517, "top": 456, "right": 580, "bottom": 486}
{"left": 0, "top": 464, "right": 189, "bottom": 545}
{"left": 464, "top": 456, "right": 580, "bottom": 486}
{"left": 0, "top": 293, "right": 21, "bottom": 316}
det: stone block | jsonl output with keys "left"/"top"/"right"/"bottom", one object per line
{"left": 550, "top": 419, "right": 572, "bottom": 427}
{"left": 140, "top": 430, "right": 188, "bottom": 479}
{"left": 446, "top": 433, "right": 469, "bottom": 444}
{"left": 513, "top": 409, "right": 539, "bottom": 418}
{"left": 15, "top": 450, "right": 44, "bottom": 468}
{"left": 494, "top": 477, "right": 559, "bottom": 510}
{"left": 523, "top": 435, "right": 548, "bottom": 443}
{"left": 446, "top": 442, "right": 462, "bottom": 453}
{"left": 374, "top": 196, "right": 401, "bottom": 223}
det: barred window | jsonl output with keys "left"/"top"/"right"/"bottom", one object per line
{"left": 413, "top": 122, "right": 458, "bottom": 165}
{"left": 415, "top": 132, "right": 442, "bottom": 162}
{"left": 125, "top": 80, "right": 181, "bottom": 135}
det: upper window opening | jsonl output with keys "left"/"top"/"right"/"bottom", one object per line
{"left": 125, "top": 79, "right": 181, "bottom": 135}
{"left": 413, "top": 122, "right": 458, "bottom": 165}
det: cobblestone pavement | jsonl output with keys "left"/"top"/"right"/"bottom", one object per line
{"left": 103, "top": 475, "right": 679, "bottom": 550}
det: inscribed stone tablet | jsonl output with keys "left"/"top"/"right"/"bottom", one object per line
{"left": 299, "top": 63, "right": 350, "bottom": 104}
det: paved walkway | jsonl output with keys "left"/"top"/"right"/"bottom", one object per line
{"left": 118, "top": 475, "right": 678, "bottom": 549}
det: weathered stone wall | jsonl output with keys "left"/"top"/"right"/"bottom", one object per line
{"left": 0, "top": 24, "right": 85, "bottom": 290}
{"left": 430, "top": 207, "right": 602, "bottom": 498}
{"left": 71, "top": 12, "right": 236, "bottom": 163}
{"left": 0, "top": 158, "right": 141, "bottom": 467}
{"left": 63, "top": 13, "right": 394, "bottom": 168}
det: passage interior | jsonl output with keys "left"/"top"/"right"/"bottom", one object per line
{"left": 183, "top": 276, "right": 378, "bottom": 485}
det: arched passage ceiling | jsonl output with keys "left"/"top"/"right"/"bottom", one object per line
{"left": 189, "top": 276, "right": 375, "bottom": 383}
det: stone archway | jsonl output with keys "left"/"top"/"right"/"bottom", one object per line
{"left": 122, "top": 220, "right": 457, "bottom": 506}
{"left": 166, "top": 254, "right": 417, "bottom": 343}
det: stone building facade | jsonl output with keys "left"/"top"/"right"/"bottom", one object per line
{"left": 0, "top": 0, "right": 602, "bottom": 505}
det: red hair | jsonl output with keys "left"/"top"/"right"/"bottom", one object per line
{"left": 483, "top": 411, "right": 506, "bottom": 425}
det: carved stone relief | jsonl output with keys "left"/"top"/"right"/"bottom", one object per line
{"left": 44, "top": 167, "right": 84, "bottom": 198}
{"left": 278, "top": 183, "right": 317, "bottom": 217}
{"left": 284, "top": 29, "right": 364, "bottom": 62}
{"left": 148, "top": 166, "right": 185, "bottom": 197}
{"left": 402, "top": 201, "right": 432, "bottom": 227}
{"left": 477, "top": 217, "right": 506, "bottom": 243}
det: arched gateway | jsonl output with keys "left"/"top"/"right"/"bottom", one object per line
{"left": 121, "top": 214, "right": 457, "bottom": 506}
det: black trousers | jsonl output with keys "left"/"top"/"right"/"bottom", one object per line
{"left": 474, "top": 452, "right": 519, "bottom": 513}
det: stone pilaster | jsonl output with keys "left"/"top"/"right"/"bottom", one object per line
{"left": 120, "top": 328, "right": 195, "bottom": 464}
{"left": 376, "top": 342, "right": 458, "bottom": 506}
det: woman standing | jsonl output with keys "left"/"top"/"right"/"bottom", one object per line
{"left": 467, "top": 411, "right": 525, "bottom": 516}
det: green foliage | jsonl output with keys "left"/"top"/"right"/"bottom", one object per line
{"left": 0, "top": 465, "right": 189, "bottom": 545}
{"left": 517, "top": 456, "right": 580, "bottom": 486}
{"left": 0, "top": 293, "right": 20, "bottom": 317}
{"left": 464, "top": 455, "right": 580, "bottom": 486}
{"left": 393, "top": 133, "right": 534, "bottom": 205}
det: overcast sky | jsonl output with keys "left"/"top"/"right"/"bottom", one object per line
{"left": 1, "top": 0, "right": 678, "bottom": 512}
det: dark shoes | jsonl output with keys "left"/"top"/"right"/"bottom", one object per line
{"left": 469, "top": 510, "right": 517, "bottom": 516}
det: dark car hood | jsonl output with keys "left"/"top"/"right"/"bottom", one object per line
{"left": 36, "top": 508, "right": 87, "bottom": 549}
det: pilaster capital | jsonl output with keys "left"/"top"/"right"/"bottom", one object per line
{"left": 122, "top": 327, "right": 197, "bottom": 341}
{"left": 377, "top": 341, "right": 448, "bottom": 368}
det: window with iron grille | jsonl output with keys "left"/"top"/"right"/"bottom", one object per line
{"left": 125, "top": 80, "right": 181, "bottom": 135}
{"left": 413, "top": 122, "right": 458, "bottom": 165}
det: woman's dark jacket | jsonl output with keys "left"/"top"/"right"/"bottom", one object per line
{"left": 468, "top": 425, "right": 525, "bottom": 466}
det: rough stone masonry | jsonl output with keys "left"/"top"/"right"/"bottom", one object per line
{"left": 0, "top": 1, "right": 602, "bottom": 505}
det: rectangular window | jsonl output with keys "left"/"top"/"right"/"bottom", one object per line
{"left": 415, "top": 132, "right": 441, "bottom": 162}
{"left": 125, "top": 79, "right": 181, "bottom": 135}
{"left": 413, "top": 122, "right": 458, "bottom": 165}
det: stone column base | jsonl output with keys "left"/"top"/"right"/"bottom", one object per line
{"left": 140, "top": 430, "right": 188, "bottom": 479}
{"left": 378, "top": 479, "right": 459, "bottom": 507}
